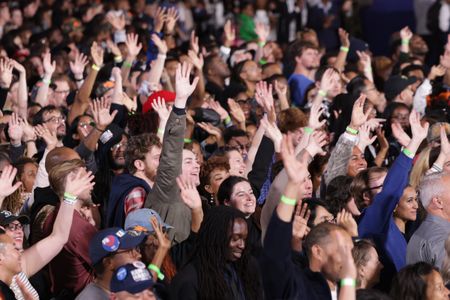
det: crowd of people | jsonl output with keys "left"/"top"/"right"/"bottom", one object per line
{"left": 1, "top": 0, "right": 450, "bottom": 299}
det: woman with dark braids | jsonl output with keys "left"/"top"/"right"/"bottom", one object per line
{"left": 169, "top": 205, "right": 263, "bottom": 300}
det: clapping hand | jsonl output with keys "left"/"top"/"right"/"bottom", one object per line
{"left": 64, "top": 168, "right": 95, "bottom": 199}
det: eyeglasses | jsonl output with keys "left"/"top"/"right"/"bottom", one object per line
{"left": 237, "top": 98, "right": 253, "bottom": 105}
{"left": 5, "top": 223, "right": 23, "bottom": 231}
{"left": 44, "top": 115, "right": 66, "bottom": 124}
{"left": 111, "top": 142, "right": 127, "bottom": 151}
{"left": 79, "top": 121, "right": 96, "bottom": 129}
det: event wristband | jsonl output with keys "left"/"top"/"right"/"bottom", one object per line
{"left": 157, "top": 128, "right": 164, "bottom": 134}
{"left": 346, "top": 126, "right": 358, "bottom": 135}
{"left": 340, "top": 46, "right": 349, "bottom": 53}
{"left": 224, "top": 116, "right": 232, "bottom": 125}
{"left": 63, "top": 197, "right": 78, "bottom": 205}
{"left": 402, "top": 148, "right": 414, "bottom": 158}
{"left": 318, "top": 89, "right": 327, "bottom": 97}
{"left": 123, "top": 61, "right": 133, "bottom": 68}
{"left": 304, "top": 127, "right": 314, "bottom": 134}
{"left": 148, "top": 264, "right": 165, "bottom": 280}
{"left": 280, "top": 195, "right": 297, "bottom": 206}
{"left": 340, "top": 278, "right": 356, "bottom": 287}
{"left": 258, "top": 41, "right": 266, "bottom": 48}
{"left": 114, "top": 55, "right": 123, "bottom": 62}
{"left": 64, "top": 192, "right": 77, "bottom": 200}
{"left": 184, "top": 138, "right": 192, "bottom": 143}
{"left": 42, "top": 78, "right": 51, "bottom": 85}
{"left": 401, "top": 39, "right": 410, "bottom": 45}
{"left": 92, "top": 64, "right": 101, "bottom": 71}
{"left": 259, "top": 58, "right": 267, "bottom": 65}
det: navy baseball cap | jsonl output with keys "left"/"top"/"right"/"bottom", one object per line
{"left": 384, "top": 75, "right": 416, "bottom": 101}
{"left": 124, "top": 209, "right": 173, "bottom": 233}
{"left": 111, "top": 262, "right": 154, "bottom": 294}
{"left": 0, "top": 211, "right": 29, "bottom": 227}
{"left": 89, "top": 227, "right": 146, "bottom": 265}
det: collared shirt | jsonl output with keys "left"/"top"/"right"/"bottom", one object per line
{"left": 407, "top": 214, "right": 450, "bottom": 268}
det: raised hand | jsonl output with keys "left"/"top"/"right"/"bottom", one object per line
{"left": 106, "top": 39, "right": 122, "bottom": 58}
{"left": 10, "top": 59, "right": 25, "bottom": 74}
{"left": 281, "top": 133, "right": 309, "bottom": 184}
{"left": 308, "top": 102, "right": 326, "bottom": 130}
{"left": 165, "top": 7, "right": 179, "bottom": 34}
{"left": 357, "top": 50, "right": 371, "bottom": 70}
{"left": 8, "top": 113, "right": 24, "bottom": 145}
{"left": 125, "top": 33, "right": 142, "bottom": 58}
{"left": 151, "top": 33, "right": 168, "bottom": 55}
{"left": 376, "top": 127, "right": 389, "bottom": 151}
{"left": 349, "top": 94, "right": 370, "bottom": 130}
{"left": 69, "top": 52, "right": 88, "bottom": 78}
{"left": 150, "top": 216, "right": 171, "bottom": 250}
{"left": 400, "top": 26, "right": 413, "bottom": 42}
{"left": 292, "top": 202, "right": 311, "bottom": 241}
{"left": 90, "top": 97, "right": 118, "bottom": 130}
{"left": 153, "top": 6, "right": 166, "bottom": 33}
{"left": 22, "top": 119, "right": 36, "bottom": 142}
{"left": 255, "top": 81, "right": 275, "bottom": 122}
{"left": 305, "top": 131, "right": 327, "bottom": 157}
{"left": 209, "top": 100, "right": 229, "bottom": 121}
{"left": 0, "top": 165, "right": 22, "bottom": 201}
{"left": 176, "top": 176, "right": 202, "bottom": 210}
{"left": 152, "top": 97, "right": 171, "bottom": 124}
{"left": 43, "top": 51, "right": 56, "bottom": 76}
{"left": 227, "top": 98, "right": 246, "bottom": 125}
{"left": 357, "top": 123, "right": 377, "bottom": 152}
{"left": 337, "top": 209, "right": 358, "bottom": 237}
{"left": 190, "top": 31, "right": 199, "bottom": 55}
{"left": 319, "top": 68, "right": 337, "bottom": 95}
{"left": 174, "top": 62, "right": 199, "bottom": 107}
{"left": 64, "top": 168, "right": 95, "bottom": 198}
{"left": 111, "top": 66, "right": 122, "bottom": 81}
{"left": 338, "top": 28, "right": 350, "bottom": 48}
{"left": 0, "top": 58, "right": 13, "bottom": 88}
{"left": 35, "top": 124, "right": 58, "bottom": 150}
{"left": 428, "top": 64, "right": 446, "bottom": 81}
{"left": 187, "top": 50, "right": 204, "bottom": 71}
{"left": 106, "top": 11, "right": 126, "bottom": 31}
{"left": 391, "top": 122, "right": 411, "bottom": 147}
{"left": 121, "top": 92, "right": 137, "bottom": 112}
{"left": 255, "top": 22, "right": 269, "bottom": 44}
{"left": 197, "top": 122, "right": 223, "bottom": 144}
{"left": 261, "top": 115, "right": 282, "bottom": 152}
{"left": 224, "top": 19, "right": 236, "bottom": 47}
{"left": 409, "top": 110, "right": 429, "bottom": 142}
{"left": 274, "top": 80, "right": 287, "bottom": 98}
{"left": 90, "top": 41, "right": 104, "bottom": 67}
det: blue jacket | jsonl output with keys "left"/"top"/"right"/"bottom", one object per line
{"left": 358, "top": 153, "right": 412, "bottom": 272}
{"left": 106, "top": 173, "right": 151, "bottom": 228}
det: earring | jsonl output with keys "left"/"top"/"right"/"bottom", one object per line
{"left": 209, "top": 193, "right": 215, "bottom": 206}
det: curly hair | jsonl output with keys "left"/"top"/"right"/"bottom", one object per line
{"left": 200, "top": 155, "right": 230, "bottom": 190}
{"left": 125, "top": 133, "right": 162, "bottom": 174}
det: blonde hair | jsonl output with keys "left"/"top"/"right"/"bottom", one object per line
{"left": 409, "top": 145, "right": 432, "bottom": 189}
{"left": 49, "top": 159, "right": 85, "bottom": 197}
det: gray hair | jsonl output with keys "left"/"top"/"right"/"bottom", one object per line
{"left": 418, "top": 172, "right": 450, "bottom": 208}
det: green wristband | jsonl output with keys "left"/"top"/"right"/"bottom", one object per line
{"left": 340, "top": 46, "right": 349, "bottom": 53}
{"left": 401, "top": 39, "right": 410, "bottom": 45}
{"left": 224, "top": 116, "right": 232, "bottom": 125}
{"left": 258, "top": 41, "right": 266, "bottom": 48}
{"left": 280, "top": 195, "right": 297, "bottom": 206}
{"left": 148, "top": 264, "right": 165, "bottom": 280}
{"left": 63, "top": 192, "right": 77, "bottom": 200}
{"left": 259, "top": 58, "right": 268, "bottom": 65}
{"left": 123, "top": 61, "right": 133, "bottom": 68}
{"left": 402, "top": 148, "right": 414, "bottom": 158}
{"left": 346, "top": 126, "right": 358, "bottom": 135}
{"left": 304, "top": 127, "right": 314, "bottom": 134}
{"left": 340, "top": 278, "right": 356, "bottom": 287}
{"left": 184, "top": 138, "right": 192, "bottom": 143}
{"left": 318, "top": 89, "right": 327, "bottom": 97}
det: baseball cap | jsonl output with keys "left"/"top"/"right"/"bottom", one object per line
{"left": 384, "top": 75, "right": 416, "bottom": 101}
{"left": 89, "top": 227, "right": 146, "bottom": 265}
{"left": 124, "top": 209, "right": 173, "bottom": 233}
{"left": 427, "top": 122, "right": 450, "bottom": 143}
{"left": 142, "top": 90, "right": 176, "bottom": 114}
{"left": 0, "top": 211, "right": 29, "bottom": 227}
{"left": 111, "top": 262, "right": 154, "bottom": 294}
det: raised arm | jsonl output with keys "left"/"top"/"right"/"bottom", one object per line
{"left": 10, "top": 60, "right": 27, "bottom": 119}
{"left": 68, "top": 42, "right": 104, "bottom": 125}
{"left": 359, "top": 111, "right": 428, "bottom": 236}
{"left": 0, "top": 165, "right": 22, "bottom": 208}
{"left": 148, "top": 34, "right": 167, "bottom": 87}
{"left": 22, "top": 168, "right": 94, "bottom": 276}
{"left": 34, "top": 51, "right": 55, "bottom": 107}
{"left": 177, "top": 176, "right": 203, "bottom": 232}
{"left": 334, "top": 28, "right": 350, "bottom": 73}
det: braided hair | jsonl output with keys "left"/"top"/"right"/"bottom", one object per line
{"left": 194, "top": 206, "right": 260, "bottom": 300}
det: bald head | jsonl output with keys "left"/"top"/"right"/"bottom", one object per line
{"left": 45, "top": 147, "right": 80, "bottom": 173}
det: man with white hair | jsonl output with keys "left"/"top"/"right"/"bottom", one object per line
{"left": 407, "top": 172, "right": 450, "bottom": 268}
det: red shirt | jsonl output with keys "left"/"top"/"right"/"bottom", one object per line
{"left": 42, "top": 206, "right": 98, "bottom": 297}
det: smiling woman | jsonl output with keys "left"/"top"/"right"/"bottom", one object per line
{"left": 169, "top": 206, "right": 263, "bottom": 300}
